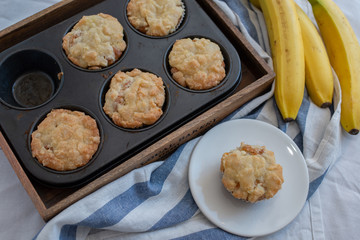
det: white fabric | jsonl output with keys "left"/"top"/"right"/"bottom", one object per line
{"left": 0, "top": 0, "right": 359, "bottom": 239}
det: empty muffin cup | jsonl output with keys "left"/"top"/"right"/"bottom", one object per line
{"left": 0, "top": 49, "right": 63, "bottom": 109}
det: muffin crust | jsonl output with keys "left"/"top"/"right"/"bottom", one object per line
{"left": 127, "top": 0, "right": 184, "bottom": 36}
{"left": 103, "top": 68, "right": 165, "bottom": 128}
{"left": 220, "top": 143, "right": 284, "bottom": 203}
{"left": 62, "top": 13, "right": 126, "bottom": 69}
{"left": 31, "top": 109, "right": 100, "bottom": 171}
{"left": 168, "top": 38, "right": 226, "bottom": 90}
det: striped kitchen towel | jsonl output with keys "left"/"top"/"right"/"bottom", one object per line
{"left": 34, "top": 0, "right": 342, "bottom": 239}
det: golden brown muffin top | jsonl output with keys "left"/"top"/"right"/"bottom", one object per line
{"left": 169, "top": 38, "right": 226, "bottom": 90}
{"left": 220, "top": 142, "right": 284, "bottom": 203}
{"left": 103, "top": 68, "right": 165, "bottom": 128}
{"left": 31, "top": 109, "right": 100, "bottom": 171}
{"left": 127, "top": 0, "right": 184, "bottom": 36}
{"left": 62, "top": 13, "right": 126, "bottom": 69}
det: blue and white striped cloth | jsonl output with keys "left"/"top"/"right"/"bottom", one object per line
{"left": 34, "top": 0, "right": 342, "bottom": 239}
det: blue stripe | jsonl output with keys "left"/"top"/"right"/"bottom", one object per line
{"left": 307, "top": 168, "right": 328, "bottom": 200}
{"left": 329, "top": 101, "right": 335, "bottom": 115}
{"left": 172, "top": 228, "right": 246, "bottom": 240}
{"left": 272, "top": 97, "right": 288, "bottom": 132}
{"left": 150, "top": 189, "right": 198, "bottom": 230}
{"left": 219, "top": 0, "right": 259, "bottom": 42}
{"left": 293, "top": 133, "right": 303, "bottom": 152}
{"left": 59, "top": 225, "right": 77, "bottom": 240}
{"left": 221, "top": 105, "right": 244, "bottom": 122}
{"left": 59, "top": 144, "right": 187, "bottom": 239}
{"left": 33, "top": 227, "right": 43, "bottom": 240}
{"left": 242, "top": 102, "right": 265, "bottom": 120}
{"left": 247, "top": 0, "right": 269, "bottom": 49}
{"left": 296, "top": 90, "right": 310, "bottom": 135}
{"left": 291, "top": 90, "right": 311, "bottom": 151}
{"left": 274, "top": 89, "right": 311, "bottom": 136}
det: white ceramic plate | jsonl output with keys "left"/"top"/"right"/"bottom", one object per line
{"left": 188, "top": 119, "right": 309, "bottom": 237}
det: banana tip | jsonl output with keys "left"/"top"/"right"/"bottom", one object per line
{"left": 284, "top": 117, "right": 294, "bottom": 122}
{"left": 321, "top": 102, "right": 332, "bottom": 108}
{"left": 348, "top": 129, "right": 359, "bottom": 135}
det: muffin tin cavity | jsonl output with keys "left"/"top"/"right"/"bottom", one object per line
{"left": 99, "top": 68, "right": 170, "bottom": 132}
{"left": 0, "top": 49, "right": 63, "bottom": 109}
{"left": 165, "top": 36, "right": 231, "bottom": 93}
{"left": 28, "top": 105, "right": 103, "bottom": 175}
{"left": 125, "top": 0, "right": 187, "bottom": 38}
{"left": 61, "top": 31, "right": 129, "bottom": 72}
{"left": 62, "top": 14, "right": 128, "bottom": 71}
{"left": 0, "top": 0, "right": 241, "bottom": 187}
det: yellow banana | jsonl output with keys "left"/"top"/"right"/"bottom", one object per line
{"left": 296, "top": 4, "right": 333, "bottom": 108}
{"left": 309, "top": 0, "right": 360, "bottom": 135}
{"left": 257, "top": 0, "right": 305, "bottom": 121}
{"left": 250, "top": 0, "right": 260, "bottom": 8}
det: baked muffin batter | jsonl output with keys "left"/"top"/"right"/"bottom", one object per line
{"left": 127, "top": 0, "right": 184, "bottom": 36}
{"left": 168, "top": 38, "right": 226, "bottom": 90}
{"left": 103, "top": 68, "right": 165, "bottom": 128}
{"left": 62, "top": 13, "right": 126, "bottom": 69}
{"left": 220, "top": 143, "right": 284, "bottom": 203}
{"left": 31, "top": 109, "right": 101, "bottom": 171}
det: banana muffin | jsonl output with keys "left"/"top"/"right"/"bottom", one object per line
{"left": 31, "top": 109, "right": 101, "bottom": 171}
{"left": 168, "top": 38, "right": 226, "bottom": 90}
{"left": 103, "top": 68, "right": 165, "bottom": 128}
{"left": 127, "top": 0, "right": 184, "bottom": 36}
{"left": 62, "top": 13, "right": 126, "bottom": 69}
{"left": 220, "top": 142, "right": 284, "bottom": 203}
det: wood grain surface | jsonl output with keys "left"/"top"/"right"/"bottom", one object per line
{"left": 0, "top": 0, "right": 275, "bottom": 221}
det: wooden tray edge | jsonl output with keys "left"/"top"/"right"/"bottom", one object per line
{"left": 0, "top": 0, "right": 103, "bottom": 52}
{"left": 0, "top": 0, "right": 275, "bottom": 221}
{"left": 0, "top": 132, "right": 48, "bottom": 218}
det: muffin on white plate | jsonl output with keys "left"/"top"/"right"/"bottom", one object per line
{"left": 220, "top": 142, "right": 284, "bottom": 203}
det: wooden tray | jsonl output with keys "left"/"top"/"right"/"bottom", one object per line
{"left": 0, "top": 0, "right": 274, "bottom": 221}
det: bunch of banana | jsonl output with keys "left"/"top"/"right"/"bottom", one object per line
{"left": 251, "top": 0, "right": 335, "bottom": 120}
{"left": 296, "top": 4, "right": 333, "bottom": 108}
{"left": 308, "top": 0, "right": 360, "bottom": 135}
{"left": 254, "top": 0, "right": 305, "bottom": 122}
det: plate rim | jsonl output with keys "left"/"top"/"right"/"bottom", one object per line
{"left": 188, "top": 118, "right": 309, "bottom": 237}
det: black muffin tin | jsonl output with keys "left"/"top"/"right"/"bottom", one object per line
{"left": 0, "top": 0, "right": 241, "bottom": 188}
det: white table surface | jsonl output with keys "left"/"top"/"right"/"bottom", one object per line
{"left": 0, "top": 0, "right": 360, "bottom": 239}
